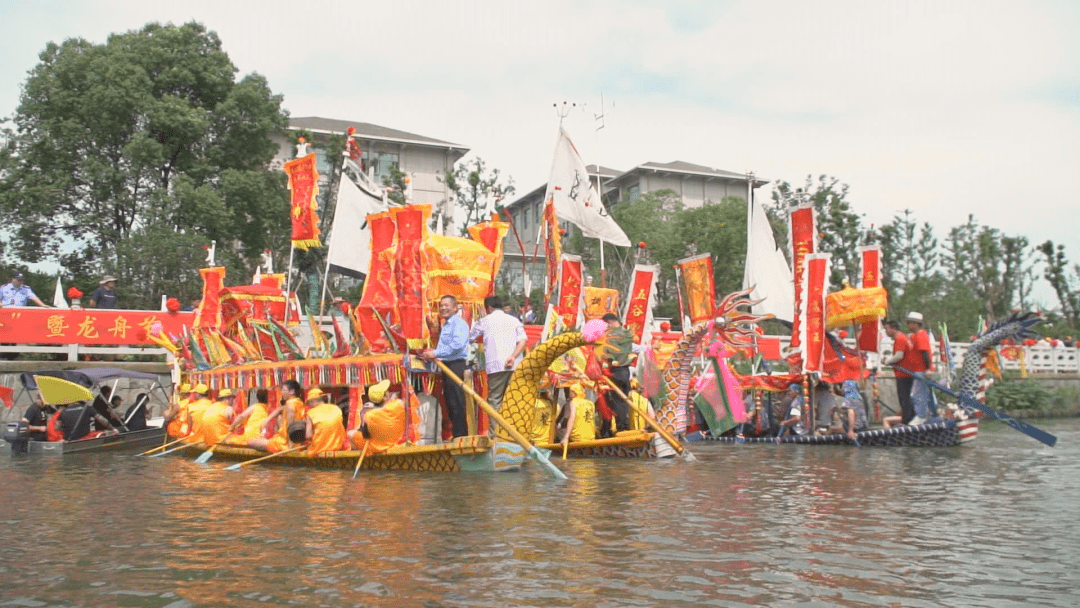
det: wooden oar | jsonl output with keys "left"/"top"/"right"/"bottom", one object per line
{"left": 600, "top": 377, "right": 696, "bottom": 462}
{"left": 194, "top": 430, "right": 240, "bottom": 464}
{"left": 224, "top": 445, "right": 306, "bottom": 471}
{"left": 352, "top": 445, "right": 368, "bottom": 479}
{"left": 433, "top": 359, "right": 567, "bottom": 480}
{"left": 140, "top": 435, "right": 188, "bottom": 456}
{"left": 150, "top": 440, "right": 202, "bottom": 458}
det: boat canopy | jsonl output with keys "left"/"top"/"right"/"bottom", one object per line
{"left": 19, "top": 368, "right": 161, "bottom": 391}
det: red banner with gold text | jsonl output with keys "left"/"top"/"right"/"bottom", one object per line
{"left": 623, "top": 265, "right": 658, "bottom": 344}
{"left": 283, "top": 153, "right": 322, "bottom": 251}
{"left": 789, "top": 204, "right": 816, "bottom": 350}
{"left": 556, "top": 255, "right": 583, "bottom": 329}
{"left": 858, "top": 246, "right": 881, "bottom": 352}
{"left": 801, "top": 254, "right": 830, "bottom": 373}
{"left": 0, "top": 308, "right": 194, "bottom": 345}
{"left": 677, "top": 254, "right": 716, "bottom": 324}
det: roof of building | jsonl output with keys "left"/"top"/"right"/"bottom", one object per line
{"left": 287, "top": 116, "right": 468, "bottom": 151}
{"left": 607, "top": 160, "right": 768, "bottom": 187}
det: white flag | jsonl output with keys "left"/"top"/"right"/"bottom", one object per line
{"left": 52, "top": 276, "right": 69, "bottom": 309}
{"left": 543, "top": 128, "right": 631, "bottom": 247}
{"left": 327, "top": 174, "right": 388, "bottom": 279}
{"left": 743, "top": 193, "right": 794, "bottom": 321}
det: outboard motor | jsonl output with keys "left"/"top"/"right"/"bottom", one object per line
{"left": 4, "top": 420, "right": 29, "bottom": 454}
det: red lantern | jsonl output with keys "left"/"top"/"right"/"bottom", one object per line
{"left": 838, "top": 329, "right": 848, "bottom": 339}
{"left": 660, "top": 321, "right": 671, "bottom": 332}
{"left": 166, "top": 297, "right": 181, "bottom": 313}
{"left": 67, "top": 286, "right": 84, "bottom": 299}
{"left": 638, "top": 241, "right": 646, "bottom": 249}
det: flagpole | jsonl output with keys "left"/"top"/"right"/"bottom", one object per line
{"left": 599, "top": 238, "right": 606, "bottom": 287}
{"left": 284, "top": 244, "right": 296, "bottom": 322}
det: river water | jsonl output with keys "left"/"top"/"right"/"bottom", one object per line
{"left": 0, "top": 419, "right": 1077, "bottom": 607}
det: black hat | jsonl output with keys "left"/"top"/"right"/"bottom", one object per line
{"left": 12, "top": 272, "right": 23, "bottom": 280}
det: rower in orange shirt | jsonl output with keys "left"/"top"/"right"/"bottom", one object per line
{"left": 347, "top": 380, "right": 406, "bottom": 455}
{"left": 183, "top": 384, "right": 213, "bottom": 444}
{"left": 228, "top": 388, "right": 271, "bottom": 446}
{"left": 303, "top": 387, "right": 345, "bottom": 456}
{"left": 164, "top": 383, "right": 193, "bottom": 438}
{"left": 248, "top": 380, "right": 305, "bottom": 453}
{"left": 200, "top": 389, "right": 236, "bottom": 446}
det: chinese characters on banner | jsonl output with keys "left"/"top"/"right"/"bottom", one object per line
{"left": 677, "top": 254, "right": 716, "bottom": 324}
{"left": 283, "top": 153, "right": 322, "bottom": 250}
{"left": 0, "top": 308, "right": 194, "bottom": 345}
{"left": 582, "top": 286, "right": 619, "bottom": 322}
{"left": 556, "top": 255, "right": 583, "bottom": 329}
{"left": 623, "top": 265, "right": 659, "bottom": 345}
{"left": 788, "top": 204, "right": 816, "bottom": 350}
{"left": 858, "top": 245, "right": 881, "bottom": 352}
{"left": 801, "top": 254, "right": 830, "bottom": 373}
{"left": 392, "top": 205, "right": 430, "bottom": 347}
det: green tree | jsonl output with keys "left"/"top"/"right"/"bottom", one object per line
{"left": 771, "top": 175, "right": 865, "bottom": 289}
{"left": 0, "top": 21, "right": 289, "bottom": 308}
{"left": 1037, "top": 240, "right": 1080, "bottom": 327}
{"left": 942, "top": 215, "right": 1033, "bottom": 322}
{"left": 441, "top": 157, "right": 515, "bottom": 236}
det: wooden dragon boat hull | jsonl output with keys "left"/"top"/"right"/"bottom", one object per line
{"left": 534, "top": 431, "right": 677, "bottom": 459}
{"left": 688, "top": 419, "right": 979, "bottom": 447}
{"left": 180, "top": 435, "right": 527, "bottom": 473}
{"left": 21, "top": 425, "right": 168, "bottom": 456}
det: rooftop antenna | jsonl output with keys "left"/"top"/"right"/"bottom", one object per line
{"left": 593, "top": 92, "right": 614, "bottom": 132}
{"left": 554, "top": 101, "right": 577, "bottom": 128}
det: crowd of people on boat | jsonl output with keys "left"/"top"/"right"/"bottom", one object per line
{"left": 18, "top": 387, "right": 153, "bottom": 444}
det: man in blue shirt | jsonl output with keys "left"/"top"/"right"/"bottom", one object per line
{"left": 0, "top": 272, "right": 49, "bottom": 307}
{"left": 420, "top": 294, "right": 470, "bottom": 438}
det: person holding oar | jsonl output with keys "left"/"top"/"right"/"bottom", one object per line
{"left": 303, "top": 387, "right": 345, "bottom": 456}
{"left": 226, "top": 389, "right": 271, "bottom": 446}
{"left": 199, "top": 389, "right": 237, "bottom": 446}
{"left": 556, "top": 383, "right": 596, "bottom": 450}
{"left": 182, "top": 384, "right": 213, "bottom": 444}
{"left": 346, "top": 380, "right": 406, "bottom": 456}
{"left": 248, "top": 380, "right": 304, "bottom": 453}
{"left": 163, "top": 383, "right": 193, "bottom": 439}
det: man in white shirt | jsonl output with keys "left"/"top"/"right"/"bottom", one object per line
{"left": 469, "top": 295, "right": 528, "bottom": 412}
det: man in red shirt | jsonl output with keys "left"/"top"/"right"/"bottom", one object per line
{"left": 903, "top": 311, "right": 935, "bottom": 424}
{"left": 883, "top": 320, "right": 916, "bottom": 424}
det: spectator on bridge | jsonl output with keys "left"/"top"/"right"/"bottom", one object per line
{"left": 89, "top": 276, "right": 118, "bottom": 309}
{"left": 0, "top": 272, "right": 49, "bottom": 307}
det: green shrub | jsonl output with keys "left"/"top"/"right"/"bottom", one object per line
{"left": 986, "top": 379, "right": 1054, "bottom": 412}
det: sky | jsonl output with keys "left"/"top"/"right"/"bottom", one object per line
{"left": 2, "top": 0, "right": 1079, "bottom": 306}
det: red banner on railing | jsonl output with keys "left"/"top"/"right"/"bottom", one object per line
{"left": 0, "top": 308, "right": 194, "bottom": 345}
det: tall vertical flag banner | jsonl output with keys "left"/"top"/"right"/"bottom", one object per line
{"left": 623, "top": 264, "right": 659, "bottom": 345}
{"left": 194, "top": 267, "right": 226, "bottom": 330}
{"left": 355, "top": 212, "right": 398, "bottom": 349}
{"left": 677, "top": 253, "right": 716, "bottom": 324}
{"left": 788, "top": 203, "right": 816, "bottom": 350}
{"left": 800, "top": 254, "right": 830, "bottom": 373}
{"left": 283, "top": 153, "right": 322, "bottom": 251}
{"left": 556, "top": 254, "right": 584, "bottom": 329}
{"left": 582, "top": 287, "right": 619, "bottom": 321}
{"left": 543, "top": 128, "right": 631, "bottom": 246}
{"left": 858, "top": 245, "right": 882, "bottom": 352}
{"left": 542, "top": 200, "right": 562, "bottom": 309}
{"left": 392, "top": 205, "right": 430, "bottom": 348}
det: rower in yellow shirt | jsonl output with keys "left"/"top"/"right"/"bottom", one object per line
{"left": 183, "top": 384, "right": 213, "bottom": 444}
{"left": 303, "top": 387, "right": 346, "bottom": 456}
{"left": 164, "top": 383, "right": 192, "bottom": 438}
{"left": 228, "top": 388, "right": 271, "bottom": 446}
{"left": 557, "top": 383, "right": 596, "bottom": 445}
{"left": 529, "top": 388, "right": 557, "bottom": 444}
{"left": 628, "top": 378, "right": 654, "bottom": 431}
{"left": 347, "top": 379, "right": 406, "bottom": 455}
{"left": 200, "top": 388, "right": 236, "bottom": 446}
{"left": 248, "top": 380, "right": 305, "bottom": 453}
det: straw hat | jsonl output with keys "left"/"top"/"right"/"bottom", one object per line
{"left": 100, "top": 276, "right": 118, "bottom": 285}
{"left": 906, "top": 311, "right": 924, "bottom": 324}
{"left": 194, "top": 383, "right": 209, "bottom": 394}
{"left": 218, "top": 388, "right": 235, "bottom": 399}
{"left": 306, "top": 387, "right": 327, "bottom": 402}
{"left": 368, "top": 379, "right": 391, "bottom": 403}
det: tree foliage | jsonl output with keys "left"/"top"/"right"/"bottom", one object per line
{"left": 1038, "top": 240, "right": 1080, "bottom": 327}
{"left": 771, "top": 175, "right": 865, "bottom": 289}
{"left": 441, "top": 157, "right": 515, "bottom": 236}
{"left": 0, "top": 21, "right": 289, "bottom": 308}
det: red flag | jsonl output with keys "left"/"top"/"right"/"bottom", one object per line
{"left": 283, "top": 153, "right": 322, "bottom": 250}
{"left": 801, "top": 254, "right": 830, "bottom": 372}
{"left": 543, "top": 200, "right": 561, "bottom": 309}
{"left": 194, "top": 267, "right": 226, "bottom": 330}
{"left": 0, "top": 385, "right": 12, "bottom": 408}
{"left": 756, "top": 336, "right": 782, "bottom": 360}
{"left": 858, "top": 246, "right": 882, "bottom": 352}
{"left": 677, "top": 254, "right": 716, "bottom": 324}
{"left": 556, "top": 255, "right": 583, "bottom": 328}
{"left": 623, "top": 265, "right": 658, "bottom": 344}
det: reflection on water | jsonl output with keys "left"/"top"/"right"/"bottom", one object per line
{"left": 0, "top": 419, "right": 1078, "bottom": 607}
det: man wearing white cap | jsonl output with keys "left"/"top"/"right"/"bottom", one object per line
{"left": 90, "top": 276, "right": 118, "bottom": 309}
{"left": 903, "top": 311, "right": 935, "bottom": 425}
